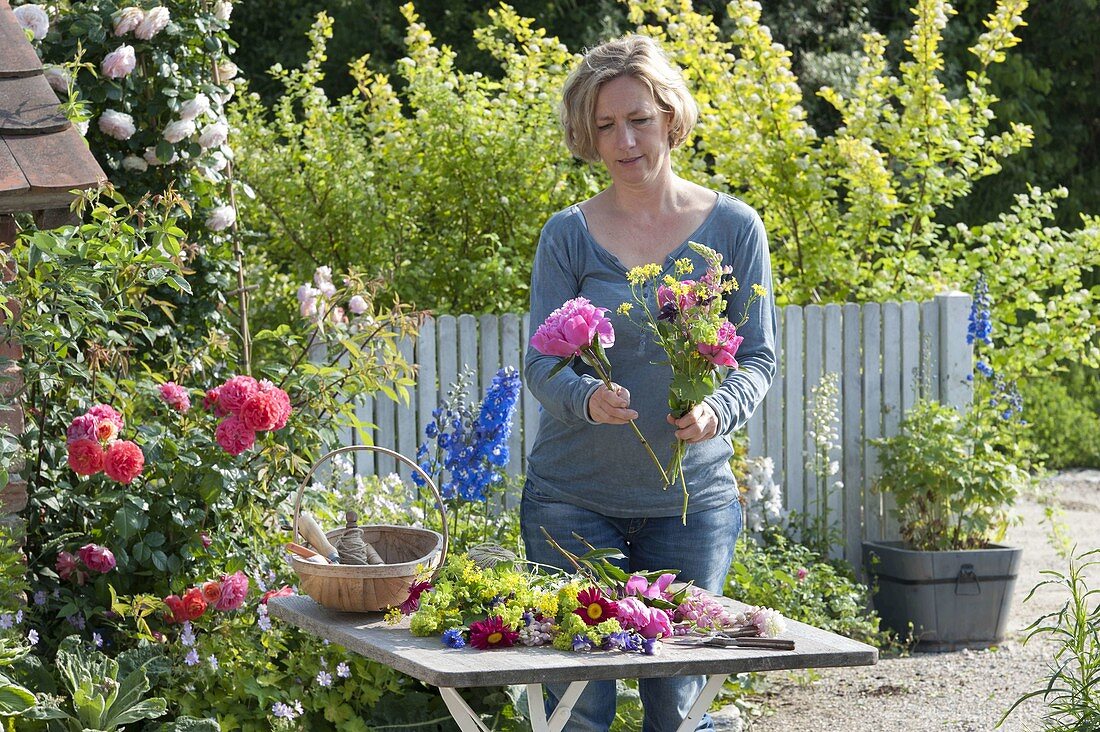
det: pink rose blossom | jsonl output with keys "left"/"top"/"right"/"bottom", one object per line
{"left": 179, "top": 93, "right": 210, "bottom": 121}
{"left": 214, "top": 571, "right": 249, "bottom": 611}
{"left": 67, "top": 414, "right": 100, "bottom": 444}
{"left": 348, "top": 295, "right": 368, "bottom": 315}
{"left": 530, "top": 297, "right": 615, "bottom": 358}
{"left": 796, "top": 567, "right": 809, "bottom": 582}
{"left": 198, "top": 121, "right": 228, "bottom": 150}
{"left": 205, "top": 205, "right": 236, "bottom": 232}
{"left": 104, "top": 440, "right": 144, "bottom": 484}
{"left": 101, "top": 45, "right": 137, "bottom": 79}
{"left": 98, "top": 109, "right": 136, "bottom": 140}
{"left": 217, "top": 375, "right": 258, "bottom": 415}
{"left": 215, "top": 416, "right": 255, "bottom": 456}
{"left": 162, "top": 119, "right": 195, "bottom": 144}
{"left": 78, "top": 543, "right": 116, "bottom": 573}
{"left": 239, "top": 389, "right": 282, "bottom": 432}
{"left": 158, "top": 382, "right": 191, "bottom": 412}
{"left": 203, "top": 387, "right": 229, "bottom": 416}
{"left": 56, "top": 551, "right": 78, "bottom": 580}
{"left": 67, "top": 439, "right": 106, "bottom": 476}
{"left": 133, "top": 6, "right": 170, "bottom": 40}
{"left": 201, "top": 580, "right": 222, "bottom": 605}
{"left": 111, "top": 7, "right": 144, "bottom": 36}
{"left": 200, "top": 532, "right": 212, "bottom": 548}
{"left": 87, "top": 404, "right": 124, "bottom": 439}
{"left": 213, "top": 0, "right": 233, "bottom": 21}
{"left": 697, "top": 320, "right": 744, "bottom": 368}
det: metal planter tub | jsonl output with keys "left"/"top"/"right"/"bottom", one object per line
{"left": 862, "top": 540, "right": 1022, "bottom": 651}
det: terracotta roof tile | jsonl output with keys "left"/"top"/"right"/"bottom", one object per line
{"left": 0, "top": 0, "right": 106, "bottom": 215}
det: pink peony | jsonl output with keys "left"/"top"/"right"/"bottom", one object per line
{"left": 217, "top": 375, "right": 258, "bottom": 415}
{"left": 56, "top": 551, "right": 78, "bottom": 580}
{"left": 239, "top": 389, "right": 281, "bottom": 431}
{"left": 104, "top": 440, "right": 144, "bottom": 484}
{"left": 67, "top": 439, "right": 105, "bottom": 476}
{"left": 158, "top": 382, "right": 191, "bottom": 412}
{"left": 77, "top": 543, "right": 116, "bottom": 573}
{"left": 133, "top": 6, "right": 170, "bottom": 40}
{"left": 623, "top": 572, "right": 676, "bottom": 600}
{"left": 111, "top": 7, "right": 144, "bottom": 36}
{"left": 616, "top": 597, "right": 673, "bottom": 639}
{"left": 697, "top": 320, "right": 744, "bottom": 368}
{"left": 101, "top": 45, "right": 137, "bottom": 79}
{"left": 87, "top": 404, "right": 124, "bottom": 440}
{"left": 215, "top": 571, "right": 249, "bottom": 611}
{"left": 66, "top": 414, "right": 100, "bottom": 445}
{"left": 530, "top": 297, "right": 615, "bottom": 358}
{"left": 215, "top": 416, "right": 255, "bottom": 456}
{"left": 98, "top": 109, "right": 136, "bottom": 140}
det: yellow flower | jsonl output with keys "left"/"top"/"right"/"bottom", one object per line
{"left": 752, "top": 283, "right": 768, "bottom": 297}
{"left": 674, "top": 258, "right": 694, "bottom": 275}
{"left": 626, "top": 263, "right": 662, "bottom": 285}
{"left": 617, "top": 302, "right": 633, "bottom": 315}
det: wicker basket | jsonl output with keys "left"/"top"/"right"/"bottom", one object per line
{"left": 289, "top": 445, "right": 449, "bottom": 613}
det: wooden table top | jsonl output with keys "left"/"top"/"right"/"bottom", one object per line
{"left": 268, "top": 594, "right": 878, "bottom": 688}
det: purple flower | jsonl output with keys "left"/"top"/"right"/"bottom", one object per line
{"left": 530, "top": 297, "right": 615, "bottom": 358}
{"left": 642, "top": 637, "right": 660, "bottom": 655}
{"left": 208, "top": 654, "right": 219, "bottom": 670}
{"left": 442, "top": 628, "right": 466, "bottom": 649}
{"left": 336, "top": 662, "right": 351, "bottom": 678}
{"left": 27, "top": 629, "right": 38, "bottom": 646}
{"left": 315, "top": 670, "right": 332, "bottom": 687}
{"left": 33, "top": 590, "right": 46, "bottom": 606}
{"left": 184, "top": 649, "right": 200, "bottom": 666}
{"left": 180, "top": 622, "right": 196, "bottom": 647}
{"left": 93, "top": 632, "right": 103, "bottom": 648}
{"left": 571, "top": 634, "right": 593, "bottom": 652}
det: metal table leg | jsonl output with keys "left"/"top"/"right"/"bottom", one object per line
{"left": 439, "top": 687, "right": 491, "bottom": 732}
{"left": 675, "top": 674, "right": 730, "bottom": 732}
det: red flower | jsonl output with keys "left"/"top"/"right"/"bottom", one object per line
{"left": 217, "top": 375, "right": 259, "bottom": 415}
{"left": 398, "top": 580, "right": 433, "bottom": 615}
{"left": 261, "top": 585, "right": 294, "bottom": 604}
{"left": 104, "top": 440, "right": 144, "bottom": 484}
{"left": 164, "top": 594, "right": 186, "bottom": 624}
{"left": 574, "top": 587, "right": 618, "bottom": 626}
{"left": 468, "top": 616, "right": 518, "bottom": 649}
{"left": 181, "top": 587, "right": 207, "bottom": 621}
{"left": 239, "top": 389, "right": 281, "bottom": 431}
{"left": 56, "top": 551, "right": 78, "bottom": 581}
{"left": 67, "top": 439, "right": 105, "bottom": 476}
{"left": 215, "top": 416, "right": 255, "bottom": 456}
{"left": 200, "top": 580, "right": 222, "bottom": 605}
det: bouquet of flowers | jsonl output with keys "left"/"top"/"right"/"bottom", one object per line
{"left": 621, "top": 243, "right": 766, "bottom": 521}
{"left": 402, "top": 535, "right": 786, "bottom": 655}
{"left": 530, "top": 297, "right": 668, "bottom": 483}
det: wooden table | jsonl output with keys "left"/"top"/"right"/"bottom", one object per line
{"left": 269, "top": 594, "right": 877, "bottom": 732}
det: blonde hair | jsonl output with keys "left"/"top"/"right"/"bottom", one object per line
{"left": 560, "top": 35, "right": 698, "bottom": 163}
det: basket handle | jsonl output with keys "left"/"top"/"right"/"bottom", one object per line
{"left": 291, "top": 444, "right": 449, "bottom": 580}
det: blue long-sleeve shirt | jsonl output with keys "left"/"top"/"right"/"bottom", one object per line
{"left": 524, "top": 193, "right": 777, "bottom": 518}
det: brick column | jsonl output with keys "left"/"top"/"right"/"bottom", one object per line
{"left": 0, "top": 214, "right": 27, "bottom": 520}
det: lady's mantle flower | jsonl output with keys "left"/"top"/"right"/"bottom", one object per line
{"left": 13, "top": 4, "right": 49, "bottom": 40}
{"left": 441, "top": 628, "right": 466, "bottom": 649}
{"left": 468, "top": 616, "right": 518, "bottom": 650}
{"left": 573, "top": 587, "right": 618, "bottom": 626}
{"left": 101, "top": 45, "right": 137, "bottom": 79}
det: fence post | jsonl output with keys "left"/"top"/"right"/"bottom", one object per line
{"left": 936, "top": 291, "right": 973, "bottom": 411}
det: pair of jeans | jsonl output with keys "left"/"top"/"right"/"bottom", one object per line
{"left": 520, "top": 482, "right": 742, "bottom": 732}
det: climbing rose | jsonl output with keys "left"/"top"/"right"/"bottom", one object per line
{"left": 158, "top": 382, "right": 191, "bottom": 412}
{"left": 217, "top": 375, "right": 257, "bottom": 415}
{"left": 240, "top": 388, "right": 284, "bottom": 431}
{"left": 181, "top": 587, "right": 207, "bottom": 621}
{"left": 66, "top": 414, "right": 100, "bottom": 445}
{"left": 215, "top": 571, "right": 249, "bottom": 611}
{"left": 104, "top": 440, "right": 144, "bottom": 484}
{"left": 111, "top": 6, "right": 143, "bottom": 36}
{"left": 87, "top": 404, "right": 124, "bottom": 440}
{"left": 179, "top": 93, "right": 210, "bottom": 121}
{"left": 13, "top": 4, "right": 48, "bottom": 40}
{"left": 205, "top": 205, "right": 236, "bottom": 232}
{"left": 101, "top": 45, "right": 136, "bottom": 79}
{"left": 163, "top": 594, "right": 186, "bottom": 624}
{"left": 56, "top": 551, "right": 79, "bottom": 581}
{"left": 215, "top": 416, "right": 255, "bottom": 456}
{"left": 162, "top": 119, "right": 195, "bottom": 144}
{"left": 200, "top": 580, "right": 222, "bottom": 605}
{"left": 77, "top": 543, "right": 116, "bottom": 573}
{"left": 67, "top": 439, "right": 105, "bottom": 476}
{"left": 213, "top": 0, "right": 232, "bottom": 21}
{"left": 133, "top": 6, "right": 170, "bottom": 39}
{"left": 98, "top": 110, "right": 136, "bottom": 140}
{"left": 198, "top": 121, "right": 228, "bottom": 150}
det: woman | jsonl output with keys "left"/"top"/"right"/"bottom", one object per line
{"left": 522, "top": 35, "right": 776, "bottom": 731}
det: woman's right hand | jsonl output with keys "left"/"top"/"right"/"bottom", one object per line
{"left": 587, "top": 382, "right": 639, "bottom": 425}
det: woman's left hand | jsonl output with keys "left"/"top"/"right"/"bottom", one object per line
{"left": 666, "top": 402, "right": 720, "bottom": 443}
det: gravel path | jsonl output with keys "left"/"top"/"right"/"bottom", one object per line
{"left": 711, "top": 470, "right": 1100, "bottom": 732}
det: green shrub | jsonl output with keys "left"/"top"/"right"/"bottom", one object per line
{"left": 727, "top": 534, "right": 886, "bottom": 646}
{"left": 1021, "top": 365, "right": 1100, "bottom": 469}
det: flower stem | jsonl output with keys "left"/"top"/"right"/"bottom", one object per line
{"left": 586, "top": 353, "right": 670, "bottom": 485}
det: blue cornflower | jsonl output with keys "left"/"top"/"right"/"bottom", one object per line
{"left": 442, "top": 628, "right": 466, "bottom": 648}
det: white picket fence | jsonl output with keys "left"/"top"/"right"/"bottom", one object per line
{"left": 341, "top": 292, "right": 973, "bottom": 570}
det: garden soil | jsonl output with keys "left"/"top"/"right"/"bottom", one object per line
{"left": 712, "top": 470, "right": 1100, "bottom": 732}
